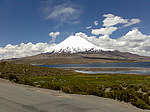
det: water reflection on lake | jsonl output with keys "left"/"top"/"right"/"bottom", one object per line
{"left": 75, "top": 69, "right": 150, "bottom": 75}
{"left": 40, "top": 62, "right": 150, "bottom": 75}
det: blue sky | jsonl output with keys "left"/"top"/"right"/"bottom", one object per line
{"left": 0, "top": 0, "right": 150, "bottom": 47}
{"left": 0, "top": 0, "right": 150, "bottom": 59}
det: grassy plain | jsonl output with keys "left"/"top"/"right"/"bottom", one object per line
{"left": 0, "top": 62, "right": 150, "bottom": 109}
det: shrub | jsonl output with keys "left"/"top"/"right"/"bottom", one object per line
{"left": 47, "top": 83, "right": 61, "bottom": 90}
{"left": 61, "top": 86, "right": 71, "bottom": 93}
{"left": 127, "top": 85, "right": 140, "bottom": 91}
{"left": 132, "top": 99, "right": 150, "bottom": 109}
{"left": 8, "top": 73, "right": 19, "bottom": 83}
{"left": 141, "top": 86, "right": 149, "bottom": 93}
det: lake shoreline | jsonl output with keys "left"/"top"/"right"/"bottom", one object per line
{"left": 39, "top": 62, "right": 150, "bottom": 75}
{"left": 59, "top": 67, "right": 150, "bottom": 75}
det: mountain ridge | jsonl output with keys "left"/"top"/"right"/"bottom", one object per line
{"left": 2, "top": 34, "right": 150, "bottom": 65}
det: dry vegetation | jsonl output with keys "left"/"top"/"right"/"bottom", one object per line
{"left": 0, "top": 62, "right": 150, "bottom": 109}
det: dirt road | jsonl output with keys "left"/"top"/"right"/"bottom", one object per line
{"left": 0, "top": 78, "right": 149, "bottom": 112}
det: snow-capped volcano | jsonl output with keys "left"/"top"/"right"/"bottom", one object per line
{"left": 49, "top": 35, "right": 112, "bottom": 53}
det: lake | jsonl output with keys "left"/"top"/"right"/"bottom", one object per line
{"left": 40, "top": 62, "right": 150, "bottom": 75}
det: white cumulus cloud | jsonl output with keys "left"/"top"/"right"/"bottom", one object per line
{"left": 91, "top": 27, "right": 118, "bottom": 35}
{"left": 86, "top": 26, "right": 92, "bottom": 29}
{"left": 122, "top": 19, "right": 141, "bottom": 27}
{"left": 76, "top": 29, "right": 150, "bottom": 56}
{"left": 49, "top": 31, "right": 60, "bottom": 43}
{"left": 103, "top": 14, "right": 128, "bottom": 27}
{"left": 103, "top": 14, "right": 115, "bottom": 18}
{"left": 103, "top": 14, "right": 141, "bottom": 27}
{"left": 0, "top": 42, "right": 55, "bottom": 60}
{"left": 94, "top": 21, "right": 99, "bottom": 25}
{"left": 0, "top": 13, "right": 148, "bottom": 60}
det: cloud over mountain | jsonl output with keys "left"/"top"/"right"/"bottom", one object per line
{"left": 0, "top": 13, "right": 149, "bottom": 60}
{"left": 76, "top": 29, "right": 150, "bottom": 56}
{"left": 49, "top": 31, "right": 60, "bottom": 43}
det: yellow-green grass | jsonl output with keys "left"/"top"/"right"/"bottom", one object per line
{"left": 0, "top": 62, "right": 150, "bottom": 109}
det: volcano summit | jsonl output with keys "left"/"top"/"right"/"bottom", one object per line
{"left": 49, "top": 35, "right": 113, "bottom": 53}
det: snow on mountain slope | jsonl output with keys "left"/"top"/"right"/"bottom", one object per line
{"left": 49, "top": 35, "right": 113, "bottom": 53}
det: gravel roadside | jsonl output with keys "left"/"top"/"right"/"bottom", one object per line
{"left": 0, "top": 78, "right": 149, "bottom": 112}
